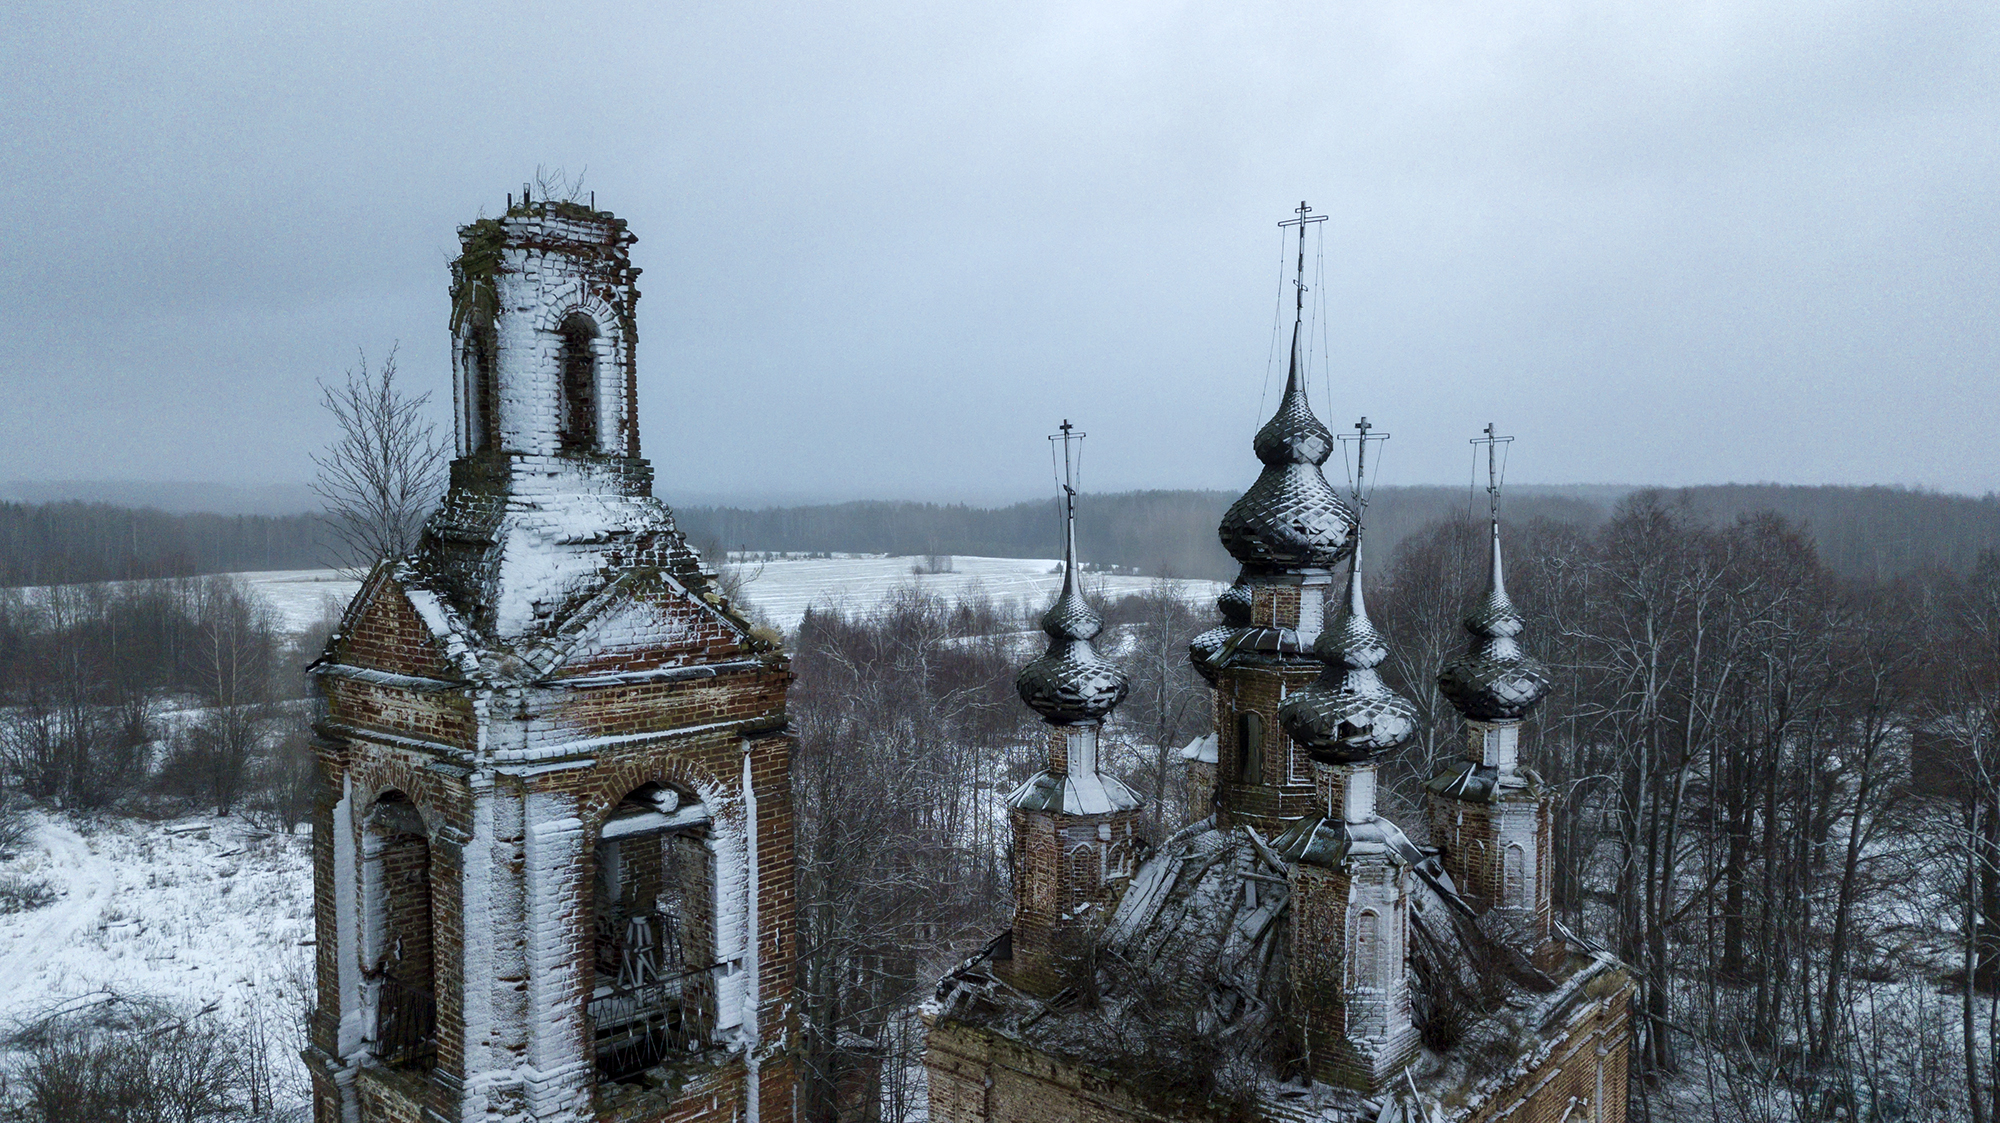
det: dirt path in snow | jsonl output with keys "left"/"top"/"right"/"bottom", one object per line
{"left": 4, "top": 816, "right": 118, "bottom": 987}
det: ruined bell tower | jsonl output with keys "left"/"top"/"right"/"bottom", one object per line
{"left": 305, "top": 192, "right": 796, "bottom": 1123}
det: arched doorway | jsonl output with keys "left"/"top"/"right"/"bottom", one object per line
{"left": 361, "top": 791, "right": 434, "bottom": 1069}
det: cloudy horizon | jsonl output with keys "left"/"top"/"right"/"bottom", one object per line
{"left": 4, "top": 1, "right": 1996, "bottom": 505}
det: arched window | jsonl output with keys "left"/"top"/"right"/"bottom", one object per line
{"left": 558, "top": 313, "right": 599, "bottom": 451}
{"left": 464, "top": 326, "right": 497, "bottom": 451}
{"left": 1069, "top": 843, "right": 1101, "bottom": 902}
{"left": 1102, "top": 837, "right": 1138, "bottom": 882}
{"left": 1236, "top": 711, "right": 1264, "bottom": 784}
{"left": 589, "top": 784, "right": 715, "bottom": 1083}
{"left": 361, "top": 792, "right": 434, "bottom": 1069}
{"left": 1504, "top": 844, "right": 1526, "bottom": 904}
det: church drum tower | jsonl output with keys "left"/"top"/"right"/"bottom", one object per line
{"left": 305, "top": 194, "right": 796, "bottom": 1123}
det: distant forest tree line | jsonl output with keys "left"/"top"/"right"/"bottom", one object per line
{"left": 6, "top": 483, "right": 1999, "bottom": 587}
{"left": 0, "top": 503, "right": 336, "bottom": 586}
{"left": 683, "top": 485, "right": 2000, "bottom": 582}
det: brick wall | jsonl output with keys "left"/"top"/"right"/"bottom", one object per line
{"left": 1212, "top": 666, "right": 1320, "bottom": 831}
{"left": 926, "top": 1015, "right": 1205, "bottom": 1123}
{"left": 337, "top": 578, "right": 453, "bottom": 680}
{"left": 1288, "top": 860, "right": 1419, "bottom": 1092}
{"left": 1003, "top": 806, "right": 1143, "bottom": 995}
{"left": 1459, "top": 978, "right": 1634, "bottom": 1123}
{"left": 1428, "top": 788, "right": 1556, "bottom": 959}
{"left": 318, "top": 601, "right": 796, "bottom": 1123}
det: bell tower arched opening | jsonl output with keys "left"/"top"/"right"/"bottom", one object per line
{"left": 588, "top": 782, "right": 718, "bottom": 1083}
{"left": 464, "top": 325, "right": 498, "bottom": 452}
{"left": 1236, "top": 710, "right": 1264, "bottom": 784}
{"left": 559, "top": 312, "right": 600, "bottom": 452}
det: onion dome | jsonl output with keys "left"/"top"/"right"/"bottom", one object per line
{"left": 1278, "top": 542, "right": 1417, "bottom": 763}
{"left": 1216, "top": 332, "right": 1354, "bottom": 571}
{"left": 1017, "top": 509, "right": 1129, "bottom": 724}
{"left": 1188, "top": 583, "right": 1251, "bottom": 685}
{"left": 1217, "top": 581, "right": 1252, "bottom": 625}
{"left": 1437, "top": 520, "right": 1551, "bottom": 722}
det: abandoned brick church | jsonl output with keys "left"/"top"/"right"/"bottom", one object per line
{"left": 305, "top": 195, "right": 1630, "bottom": 1123}
{"left": 922, "top": 215, "right": 1634, "bottom": 1120}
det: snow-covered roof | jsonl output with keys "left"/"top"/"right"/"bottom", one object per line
{"left": 1004, "top": 770, "right": 1142, "bottom": 816}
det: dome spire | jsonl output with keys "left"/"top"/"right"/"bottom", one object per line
{"left": 1438, "top": 425, "right": 1551, "bottom": 722}
{"left": 1279, "top": 419, "right": 1417, "bottom": 763}
{"left": 1017, "top": 420, "right": 1128, "bottom": 724}
{"left": 1217, "top": 202, "right": 1353, "bottom": 572}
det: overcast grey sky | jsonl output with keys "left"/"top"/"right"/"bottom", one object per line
{"left": 2, "top": 0, "right": 1995, "bottom": 505}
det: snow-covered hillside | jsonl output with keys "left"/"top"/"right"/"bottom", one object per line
{"left": 722, "top": 555, "right": 1223, "bottom": 632}
{"left": 0, "top": 814, "right": 316, "bottom": 1109}
{"left": 235, "top": 557, "right": 1224, "bottom": 638}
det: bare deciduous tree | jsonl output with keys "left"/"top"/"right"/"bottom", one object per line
{"left": 311, "top": 346, "right": 447, "bottom": 573}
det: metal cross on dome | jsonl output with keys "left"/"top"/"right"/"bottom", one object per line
{"left": 1339, "top": 415, "right": 1392, "bottom": 515}
{"left": 1471, "top": 422, "right": 1515, "bottom": 521}
{"left": 1278, "top": 200, "right": 1329, "bottom": 321}
{"left": 1048, "top": 418, "right": 1086, "bottom": 521}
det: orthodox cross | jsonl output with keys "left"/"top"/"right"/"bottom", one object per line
{"left": 1277, "top": 200, "right": 1329, "bottom": 325}
{"left": 1338, "top": 415, "right": 1391, "bottom": 517}
{"left": 1048, "top": 419, "right": 1086, "bottom": 541}
{"left": 1470, "top": 422, "right": 1514, "bottom": 523}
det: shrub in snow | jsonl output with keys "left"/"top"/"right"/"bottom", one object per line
{"left": 0, "top": 870, "right": 57, "bottom": 914}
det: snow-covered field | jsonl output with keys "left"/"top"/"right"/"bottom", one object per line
{"left": 236, "top": 569, "right": 359, "bottom": 634}
{"left": 723, "top": 555, "right": 1223, "bottom": 633}
{"left": 232, "top": 557, "right": 1225, "bottom": 638}
{"left": 0, "top": 813, "right": 316, "bottom": 1107}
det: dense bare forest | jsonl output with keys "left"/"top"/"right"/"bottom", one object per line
{"left": 0, "top": 576, "right": 326, "bottom": 833}
{"left": 682, "top": 484, "right": 2000, "bottom": 584}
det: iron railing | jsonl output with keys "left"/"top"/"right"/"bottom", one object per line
{"left": 372, "top": 974, "right": 436, "bottom": 1069}
{"left": 589, "top": 964, "right": 716, "bottom": 1081}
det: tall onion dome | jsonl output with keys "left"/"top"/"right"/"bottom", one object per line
{"left": 1436, "top": 519, "right": 1551, "bottom": 722}
{"left": 1016, "top": 495, "right": 1129, "bottom": 726}
{"left": 1215, "top": 342, "right": 1355, "bottom": 574}
{"left": 1278, "top": 540, "right": 1418, "bottom": 763}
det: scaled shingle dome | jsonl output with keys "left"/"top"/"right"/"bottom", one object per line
{"left": 1216, "top": 343, "right": 1354, "bottom": 571}
{"left": 1016, "top": 518, "right": 1128, "bottom": 725}
{"left": 1437, "top": 522, "right": 1552, "bottom": 722}
{"left": 1279, "top": 543, "right": 1418, "bottom": 762}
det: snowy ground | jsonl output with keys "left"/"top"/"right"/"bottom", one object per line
{"left": 235, "top": 569, "right": 358, "bottom": 635}
{"left": 0, "top": 813, "right": 317, "bottom": 1110}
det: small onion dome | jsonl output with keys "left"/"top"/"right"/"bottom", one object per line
{"left": 1017, "top": 563, "right": 1129, "bottom": 724}
{"left": 1187, "top": 625, "right": 1232, "bottom": 685}
{"left": 1217, "top": 346, "right": 1354, "bottom": 570}
{"left": 1217, "top": 581, "right": 1252, "bottom": 625}
{"left": 1279, "top": 544, "right": 1417, "bottom": 763}
{"left": 1437, "top": 522, "right": 1551, "bottom": 722}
